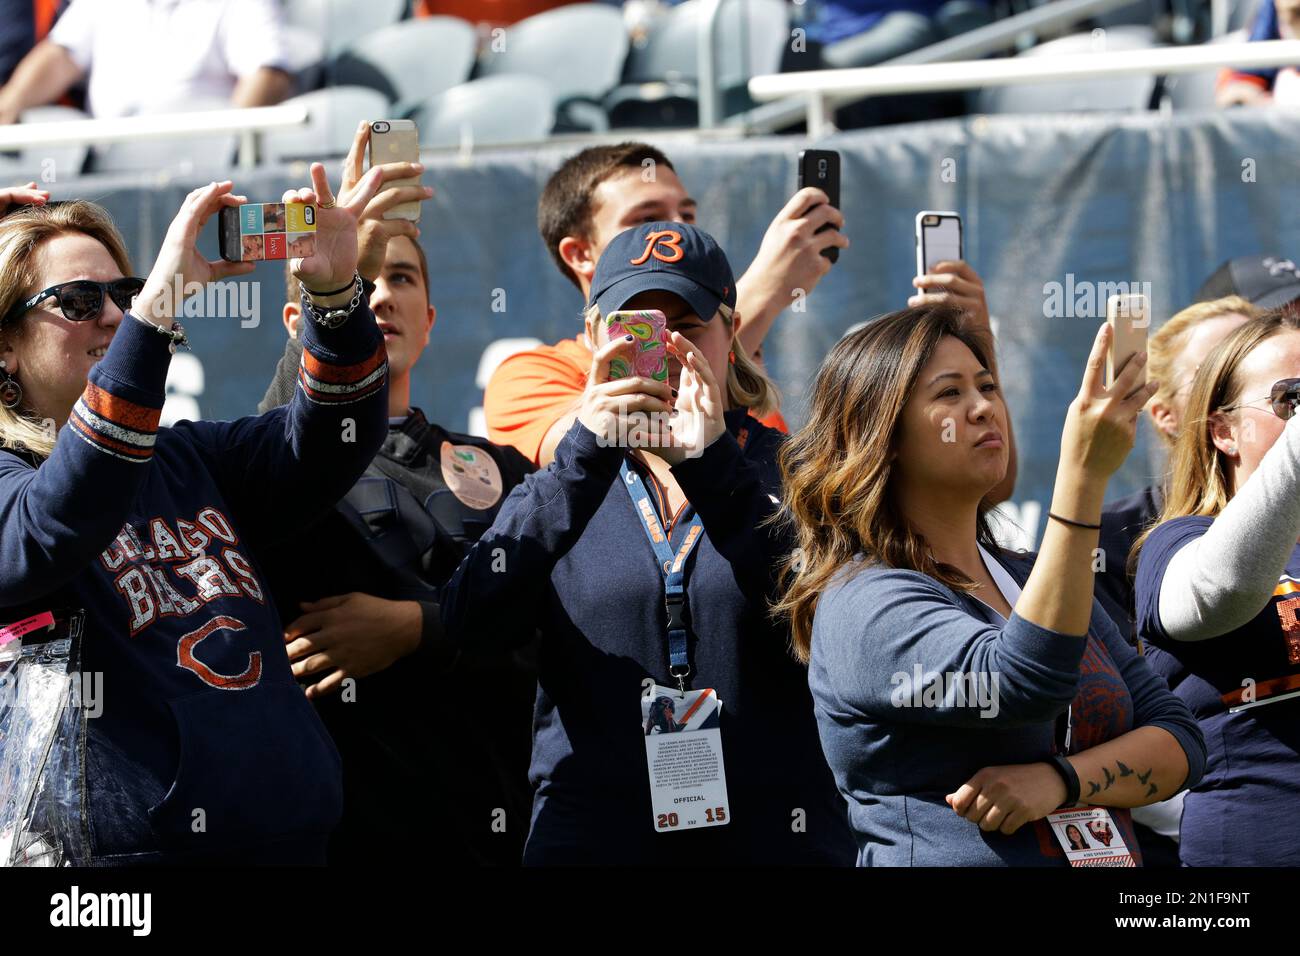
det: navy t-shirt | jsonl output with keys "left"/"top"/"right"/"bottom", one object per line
{"left": 1135, "top": 515, "right": 1300, "bottom": 866}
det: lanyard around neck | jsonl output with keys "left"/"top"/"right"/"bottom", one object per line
{"left": 620, "top": 459, "right": 705, "bottom": 692}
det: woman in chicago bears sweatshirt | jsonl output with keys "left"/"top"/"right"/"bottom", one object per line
{"left": 0, "top": 166, "right": 388, "bottom": 864}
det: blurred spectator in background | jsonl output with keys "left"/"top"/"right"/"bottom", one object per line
{"left": 416, "top": 0, "right": 572, "bottom": 29}
{"left": 800, "top": 0, "right": 992, "bottom": 67}
{"left": 1097, "top": 295, "right": 1261, "bottom": 628}
{"left": 1217, "top": 0, "right": 1300, "bottom": 106}
{"left": 0, "top": 1, "right": 66, "bottom": 87}
{"left": 485, "top": 141, "right": 848, "bottom": 467}
{"left": 0, "top": 0, "right": 291, "bottom": 125}
{"left": 1099, "top": 255, "right": 1300, "bottom": 629}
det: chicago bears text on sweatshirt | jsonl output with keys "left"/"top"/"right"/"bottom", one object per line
{"left": 0, "top": 303, "right": 387, "bottom": 864}
{"left": 440, "top": 412, "right": 855, "bottom": 865}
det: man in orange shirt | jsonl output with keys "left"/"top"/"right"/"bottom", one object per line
{"left": 485, "top": 142, "right": 849, "bottom": 467}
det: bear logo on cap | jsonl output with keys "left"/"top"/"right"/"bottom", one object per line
{"left": 629, "top": 229, "right": 684, "bottom": 266}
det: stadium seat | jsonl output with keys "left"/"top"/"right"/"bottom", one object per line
{"left": 262, "top": 87, "right": 393, "bottom": 162}
{"left": 284, "top": 0, "right": 408, "bottom": 58}
{"left": 604, "top": 0, "right": 789, "bottom": 128}
{"left": 91, "top": 100, "right": 241, "bottom": 175}
{"left": 1227, "top": 0, "right": 1262, "bottom": 33}
{"left": 977, "top": 26, "right": 1161, "bottom": 114}
{"left": 410, "top": 75, "right": 556, "bottom": 148}
{"left": 331, "top": 17, "right": 477, "bottom": 118}
{"left": 1161, "top": 29, "right": 1248, "bottom": 111}
{"left": 14, "top": 106, "right": 91, "bottom": 179}
{"left": 475, "top": 4, "right": 629, "bottom": 132}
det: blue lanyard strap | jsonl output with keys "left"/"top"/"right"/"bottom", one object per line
{"left": 620, "top": 459, "right": 705, "bottom": 690}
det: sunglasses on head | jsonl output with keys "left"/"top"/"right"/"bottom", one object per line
{"left": 1220, "top": 378, "right": 1300, "bottom": 421}
{"left": 3, "top": 277, "right": 144, "bottom": 326}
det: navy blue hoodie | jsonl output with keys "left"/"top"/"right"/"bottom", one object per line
{"left": 0, "top": 303, "right": 387, "bottom": 864}
{"left": 440, "top": 411, "right": 854, "bottom": 865}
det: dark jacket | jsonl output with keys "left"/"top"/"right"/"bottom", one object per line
{"left": 0, "top": 304, "right": 387, "bottom": 864}
{"left": 258, "top": 334, "right": 538, "bottom": 865}
{"left": 441, "top": 412, "right": 855, "bottom": 865}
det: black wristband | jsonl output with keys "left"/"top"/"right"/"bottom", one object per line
{"left": 303, "top": 277, "right": 357, "bottom": 298}
{"left": 1048, "top": 511, "right": 1102, "bottom": 531}
{"left": 1047, "top": 754, "right": 1081, "bottom": 809}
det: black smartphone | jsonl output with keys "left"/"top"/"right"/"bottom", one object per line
{"left": 218, "top": 201, "right": 316, "bottom": 263}
{"left": 797, "top": 148, "right": 841, "bottom": 264}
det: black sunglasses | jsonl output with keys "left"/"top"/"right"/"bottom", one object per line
{"left": 1220, "top": 378, "right": 1300, "bottom": 421}
{"left": 4, "top": 277, "right": 144, "bottom": 325}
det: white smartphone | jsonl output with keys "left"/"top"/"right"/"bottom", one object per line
{"left": 915, "top": 211, "right": 963, "bottom": 282}
{"left": 366, "top": 119, "right": 420, "bottom": 222}
{"left": 1106, "top": 293, "right": 1149, "bottom": 388}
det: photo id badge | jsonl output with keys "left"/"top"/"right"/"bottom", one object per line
{"left": 641, "top": 684, "right": 730, "bottom": 833}
{"left": 1046, "top": 807, "right": 1136, "bottom": 866}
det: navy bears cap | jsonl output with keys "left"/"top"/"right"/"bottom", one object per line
{"left": 589, "top": 221, "right": 737, "bottom": 322}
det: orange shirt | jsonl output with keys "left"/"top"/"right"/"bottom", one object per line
{"left": 485, "top": 335, "right": 788, "bottom": 466}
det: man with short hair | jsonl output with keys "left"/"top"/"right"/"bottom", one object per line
{"left": 257, "top": 127, "right": 537, "bottom": 866}
{"left": 485, "top": 141, "right": 850, "bottom": 467}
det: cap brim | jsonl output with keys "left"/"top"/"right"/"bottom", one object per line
{"left": 1252, "top": 285, "right": 1300, "bottom": 310}
{"left": 593, "top": 271, "right": 723, "bottom": 323}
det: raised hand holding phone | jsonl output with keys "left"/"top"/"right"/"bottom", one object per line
{"left": 655, "top": 330, "right": 726, "bottom": 465}
{"left": 1106, "top": 293, "right": 1149, "bottom": 391}
{"left": 340, "top": 120, "right": 432, "bottom": 280}
{"left": 137, "top": 180, "right": 256, "bottom": 323}
{"left": 287, "top": 162, "right": 385, "bottom": 297}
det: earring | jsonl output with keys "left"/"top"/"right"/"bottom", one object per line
{"left": 0, "top": 367, "right": 21, "bottom": 410}
{"left": 1226, "top": 445, "right": 1238, "bottom": 455}
{"left": 728, "top": 350, "right": 736, "bottom": 365}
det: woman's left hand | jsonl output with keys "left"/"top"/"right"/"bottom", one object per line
{"left": 945, "top": 761, "right": 1067, "bottom": 835}
{"left": 649, "top": 330, "right": 726, "bottom": 466}
{"left": 287, "top": 161, "right": 385, "bottom": 295}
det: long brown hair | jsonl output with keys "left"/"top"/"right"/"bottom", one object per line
{"left": 0, "top": 200, "right": 132, "bottom": 460}
{"left": 1133, "top": 309, "right": 1300, "bottom": 563}
{"left": 773, "top": 305, "right": 1000, "bottom": 662}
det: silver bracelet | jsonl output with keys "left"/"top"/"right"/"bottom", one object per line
{"left": 131, "top": 312, "right": 188, "bottom": 353}
{"left": 301, "top": 272, "right": 363, "bottom": 329}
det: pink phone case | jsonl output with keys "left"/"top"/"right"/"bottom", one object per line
{"left": 605, "top": 309, "right": 668, "bottom": 382}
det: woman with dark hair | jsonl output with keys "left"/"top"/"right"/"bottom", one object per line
{"left": 0, "top": 163, "right": 389, "bottom": 864}
{"left": 1133, "top": 309, "right": 1300, "bottom": 866}
{"left": 774, "top": 304, "right": 1206, "bottom": 866}
{"left": 1065, "top": 823, "right": 1090, "bottom": 850}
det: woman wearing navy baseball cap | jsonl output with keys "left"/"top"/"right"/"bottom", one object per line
{"left": 440, "top": 221, "right": 853, "bottom": 864}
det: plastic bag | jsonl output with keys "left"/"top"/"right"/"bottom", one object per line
{"left": 0, "top": 610, "right": 89, "bottom": 867}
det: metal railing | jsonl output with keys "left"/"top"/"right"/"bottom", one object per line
{"left": 0, "top": 103, "right": 310, "bottom": 169}
{"left": 732, "top": 0, "right": 1194, "bottom": 133}
{"left": 748, "top": 38, "right": 1300, "bottom": 136}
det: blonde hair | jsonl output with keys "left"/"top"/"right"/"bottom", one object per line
{"left": 1134, "top": 309, "right": 1300, "bottom": 567}
{"left": 585, "top": 303, "right": 778, "bottom": 418}
{"left": 0, "top": 200, "right": 132, "bottom": 460}
{"left": 1148, "top": 295, "right": 1263, "bottom": 445}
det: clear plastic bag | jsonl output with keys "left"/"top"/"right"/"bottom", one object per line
{"left": 0, "top": 610, "right": 89, "bottom": 867}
